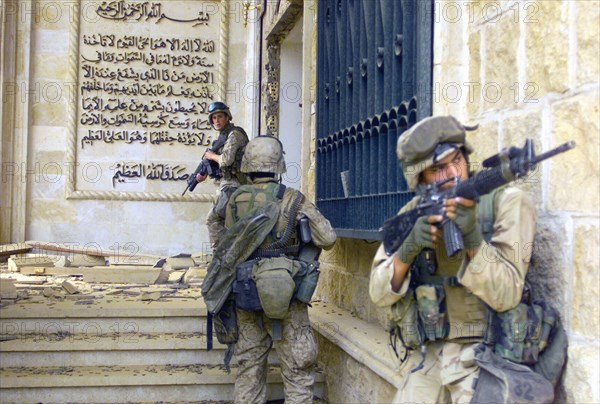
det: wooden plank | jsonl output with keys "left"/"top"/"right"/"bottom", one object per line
{"left": 0, "top": 243, "right": 32, "bottom": 257}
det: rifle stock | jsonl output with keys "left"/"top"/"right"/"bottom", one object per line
{"left": 380, "top": 139, "right": 575, "bottom": 256}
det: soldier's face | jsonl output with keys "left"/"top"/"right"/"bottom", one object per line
{"left": 420, "top": 150, "right": 469, "bottom": 190}
{"left": 212, "top": 112, "right": 229, "bottom": 130}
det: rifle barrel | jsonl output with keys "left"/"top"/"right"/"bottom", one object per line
{"left": 532, "top": 141, "right": 576, "bottom": 165}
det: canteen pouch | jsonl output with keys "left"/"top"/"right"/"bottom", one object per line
{"left": 295, "top": 261, "right": 320, "bottom": 304}
{"left": 233, "top": 260, "right": 262, "bottom": 311}
{"left": 253, "top": 256, "right": 300, "bottom": 319}
{"left": 415, "top": 284, "right": 448, "bottom": 341}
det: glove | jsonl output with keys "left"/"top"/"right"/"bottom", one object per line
{"left": 453, "top": 203, "right": 483, "bottom": 249}
{"left": 396, "top": 216, "right": 435, "bottom": 264}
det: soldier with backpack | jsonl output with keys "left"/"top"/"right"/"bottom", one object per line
{"left": 222, "top": 135, "right": 337, "bottom": 403}
{"left": 369, "top": 116, "right": 566, "bottom": 403}
{"left": 195, "top": 101, "right": 249, "bottom": 251}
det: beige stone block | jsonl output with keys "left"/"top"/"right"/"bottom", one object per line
{"left": 8, "top": 256, "right": 56, "bottom": 272}
{"left": 467, "top": 119, "right": 499, "bottom": 168}
{"left": 82, "top": 267, "right": 161, "bottom": 284}
{"left": 32, "top": 28, "right": 69, "bottom": 54}
{"left": 182, "top": 266, "right": 207, "bottom": 284}
{"left": 502, "top": 111, "right": 543, "bottom": 206}
{"left": 572, "top": 224, "right": 600, "bottom": 338}
{"left": 467, "top": 30, "right": 482, "bottom": 117}
{"left": 32, "top": 0, "right": 73, "bottom": 30}
{"left": 576, "top": 1, "right": 600, "bottom": 86}
{"left": 563, "top": 343, "right": 600, "bottom": 404}
{"left": 31, "top": 98, "right": 68, "bottom": 126}
{"left": 32, "top": 54, "right": 70, "bottom": 80}
{"left": 484, "top": 15, "right": 519, "bottom": 110}
{"left": 61, "top": 280, "right": 79, "bottom": 294}
{"left": 550, "top": 92, "right": 600, "bottom": 212}
{"left": 28, "top": 199, "right": 75, "bottom": 224}
{"left": 525, "top": 1, "right": 569, "bottom": 96}
{"left": 0, "top": 279, "right": 18, "bottom": 300}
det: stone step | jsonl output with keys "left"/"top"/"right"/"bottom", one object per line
{"left": 0, "top": 364, "right": 325, "bottom": 403}
{"left": 0, "top": 333, "right": 279, "bottom": 367}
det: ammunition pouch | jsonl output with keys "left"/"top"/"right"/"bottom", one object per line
{"left": 389, "top": 290, "right": 422, "bottom": 350}
{"left": 253, "top": 256, "right": 300, "bottom": 319}
{"left": 415, "top": 284, "right": 449, "bottom": 341}
{"left": 233, "top": 260, "right": 261, "bottom": 311}
{"left": 490, "top": 301, "right": 554, "bottom": 366}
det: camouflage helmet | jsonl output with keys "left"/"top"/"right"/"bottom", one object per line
{"left": 241, "top": 135, "right": 287, "bottom": 174}
{"left": 208, "top": 101, "right": 232, "bottom": 129}
{"left": 397, "top": 116, "right": 477, "bottom": 190}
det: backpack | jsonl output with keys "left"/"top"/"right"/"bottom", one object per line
{"left": 478, "top": 187, "right": 568, "bottom": 388}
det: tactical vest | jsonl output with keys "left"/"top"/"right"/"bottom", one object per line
{"left": 393, "top": 189, "right": 503, "bottom": 344}
{"left": 216, "top": 125, "right": 248, "bottom": 184}
{"left": 230, "top": 182, "right": 304, "bottom": 257}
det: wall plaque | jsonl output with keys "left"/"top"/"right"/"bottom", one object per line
{"left": 65, "top": 0, "right": 229, "bottom": 201}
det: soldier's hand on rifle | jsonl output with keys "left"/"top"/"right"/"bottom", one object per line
{"left": 397, "top": 215, "right": 440, "bottom": 264}
{"left": 204, "top": 150, "right": 219, "bottom": 163}
{"left": 196, "top": 172, "right": 208, "bottom": 183}
{"left": 444, "top": 197, "right": 483, "bottom": 250}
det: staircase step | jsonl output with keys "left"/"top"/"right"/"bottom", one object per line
{"left": 0, "top": 333, "right": 279, "bottom": 367}
{"left": 0, "top": 364, "right": 324, "bottom": 403}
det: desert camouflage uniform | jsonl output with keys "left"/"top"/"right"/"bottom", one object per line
{"left": 370, "top": 186, "right": 536, "bottom": 403}
{"left": 226, "top": 177, "right": 337, "bottom": 404}
{"left": 206, "top": 123, "right": 249, "bottom": 247}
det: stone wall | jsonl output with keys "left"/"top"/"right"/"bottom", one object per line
{"left": 1, "top": 0, "right": 256, "bottom": 256}
{"left": 313, "top": 0, "right": 599, "bottom": 402}
{"left": 433, "top": 1, "right": 599, "bottom": 401}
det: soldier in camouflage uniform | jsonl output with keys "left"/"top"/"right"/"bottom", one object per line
{"left": 225, "top": 136, "right": 337, "bottom": 403}
{"left": 196, "top": 101, "right": 249, "bottom": 250}
{"left": 369, "top": 116, "right": 537, "bottom": 402}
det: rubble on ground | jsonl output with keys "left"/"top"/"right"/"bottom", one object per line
{"left": 0, "top": 241, "right": 211, "bottom": 309}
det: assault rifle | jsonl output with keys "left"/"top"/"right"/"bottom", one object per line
{"left": 182, "top": 135, "right": 227, "bottom": 196}
{"left": 380, "top": 139, "right": 576, "bottom": 257}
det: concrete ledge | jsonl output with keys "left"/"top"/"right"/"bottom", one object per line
{"left": 309, "top": 301, "right": 404, "bottom": 389}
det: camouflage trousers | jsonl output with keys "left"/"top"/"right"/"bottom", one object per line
{"left": 206, "top": 182, "right": 240, "bottom": 248}
{"left": 234, "top": 300, "right": 317, "bottom": 404}
{"left": 393, "top": 341, "right": 480, "bottom": 404}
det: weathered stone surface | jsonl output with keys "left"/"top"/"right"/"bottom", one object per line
{"left": 528, "top": 215, "right": 570, "bottom": 311}
{"left": 576, "top": 1, "right": 600, "bottom": 86}
{"left": 484, "top": 15, "right": 519, "bottom": 110}
{"left": 467, "top": 30, "right": 482, "bottom": 117}
{"left": 572, "top": 223, "right": 600, "bottom": 338}
{"left": 467, "top": 119, "right": 499, "bottom": 167}
{"left": 61, "top": 280, "right": 79, "bottom": 294}
{"left": 550, "top": 92, "right": 600, "bottom": 212}
{"left": 525, "top": 1, "right": 569, "bottom": 97}
{"left": 182, "top": 266, "right": 207, "bottom": 284}
{"left": 502, "top": 110, "right": 544, "bottom": 207}
{"left": 564, "top": 343, "right": 600, "bottom": 404}
{"left": 8, "top": 256, "right": 56, "bottom": 272}
{"left": 315, "top": 334, "right": 396, "bottom": 404}
{"left": 0, "top": 279, "right": 18, "bottom": 299}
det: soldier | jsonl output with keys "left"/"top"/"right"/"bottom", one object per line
{"left": 369, "top": 116, "right": 537, "bottom": 402}
{"left": 225, "top": 135, "right": 337, "bottom": 403}
{"left": 196, "top": 101, "right": 249, "bottom": 250}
